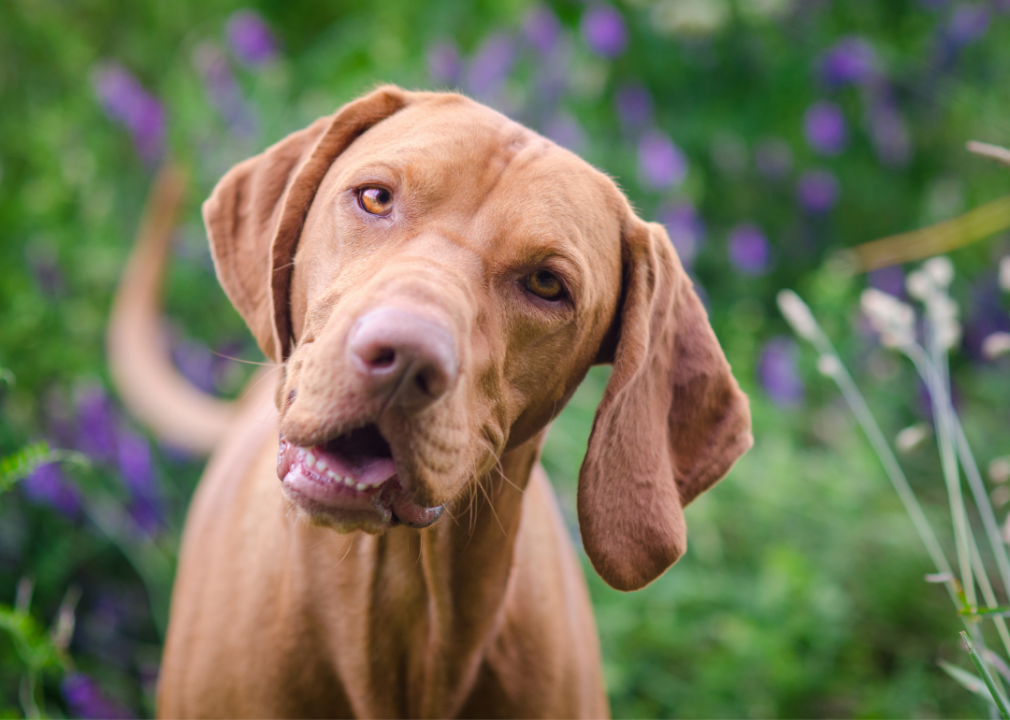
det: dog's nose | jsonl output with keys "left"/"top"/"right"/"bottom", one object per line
{"left": 348, "top": 308, "right": 458, "bottom": 411}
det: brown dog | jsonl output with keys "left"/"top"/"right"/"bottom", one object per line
{"left": 109, "top": 86, "right": 752, "bottom": 718}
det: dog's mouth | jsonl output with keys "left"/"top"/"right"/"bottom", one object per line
{"left": 277, "top": 424, "right": 444, "bottom": 529}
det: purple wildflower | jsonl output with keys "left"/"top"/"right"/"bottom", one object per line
{"left": 427, "top": 41, "right": 462, "bottom": 86}
{"left": 23, "top": 462, "right": 81, "bottom": 517}
{"left": 25, "top": 241, "right": 65, "bottom": 297}
{"left": 868, "top": 265, "right": 906, "bottom": 298}
{"left": 758, "top": 337, "right": 805, "bottom": 407}
{"left": 173, "top": 337, "right": 217, "bottom": 394}
{"left": 524, "top": 6, "right": 561, "bottom": 56}
{"left": 226, "top": 10, "right": 278, "bottom": 66}
{"left": 638, "top": 130, "right": 688, "bottom": 190}
{"left": 803, "top": 101, "right": 848, "bottom": 156}
{"left": 544, "top": 113, "right": 587, "bottom": 153}
{"left": 615, "top": 83, "right": 653, "bottom": 130}
{"left": 581, "top": 6, "right": 627, "bottom": 58}
{"left": 797, "top": 169, "right": 840, "bottom": 213}
{"left": 62, "top": 673, "right": 131, "bottom": 719}
{"left": 820, "top": 36, "right": 877, "bottom": 87}
{"left": 193, "top": 43, "right": 256, "bottom": 136}
{"left": 728, "top": 223, "right": 771, "bottom": 275}
{"left": 116, "top": 430, "right": 154, "bottom": 496}
{"left": 465, "top": 33, "right": 516, "bottom": 101}
{"left": 658, "top": 203, "right": 705, "bottom": 267}
{"left": 948, "top": 3, "right": 989, "bottom": 46}
{"left": 754, "top": 137, "right": 794, "bottom": 180}
{"left": 867, "top": 97, "right": 913, "bottom": 166}
{"left": 92, "top": 63, "right": 165, "bottom": 163}
{"left": 75, "top": 387, "right": 118, "bottom": 464}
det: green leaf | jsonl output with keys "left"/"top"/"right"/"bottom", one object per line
{"left": 960, "top": 631, "right": 1010, "bottom": 719}
{"left": 0, "top": 442, "right": 91, "bottom": 495}
{"left": 0, "top": 367, "right": 13, "bottom": 386}
{"left": 0, "top": 605, "right": 62, "bottom": 672}
{"left": 0, "top": 442, "right": 52, "bottom": 494}
{"left": 940, "top": 659, "right": 991, "bottom": 699}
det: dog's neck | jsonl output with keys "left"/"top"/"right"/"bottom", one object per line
{"left": 297, "top": 431, "right": 543, "bottom": 717}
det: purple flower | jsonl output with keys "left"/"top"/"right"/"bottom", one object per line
{"left": 75, "top": 387, "right": 118, "bottom": 464}
{"left": 524, "top": 6, "right": 561, "bottom": 56}
{"left": 62, "top": 673, "right": 131, "bottom": 719}
{"left": 638, "top": 130, "right": 688, "bottom": 190}
{"left": 658, "top": 203, "right": 705, "bottom": 267}
{"left": 193, "top": 43, "right": 256, "bottom": 136}
{"left": 465, "top": 33, "right": 516, "bottom": 100}
{"left": 92, "top": 63, "right": 165, "bottom": 163}
{"left": 581, "top": 6, "right": 627, "bottom": 58}
{"left": 728, "top": 223, "right": 771, "bottom": 275}
{"left": 803, "top": 101, "right": 848, "bottom": 155}
{"left": 117, "top": 430, "right": 154, "bottom": 496}
{"left": 758, "top": 337, "right": 805, "bottom": 407}
{"left": 615, "top": 83, "right": 653, "bottom": 130}
{"left": 819, "top": 36, "right": 877, "bottom": 87}
{"left": 949, "top": 4, "right": 989, "bottom": 46}
{"left": 544, "top": 113, "right": 587, "bottom": 153}
{"left": 754, "top": 137, "right": 794, "bottom": 180}
{"left": 23, "top": 462, "right": 80, "bottom": 517}
{"left": 797, "top": 169, "right": 840, "bottom": 213}
{"left": 173, "top": 337, "right": 217, "bottom": 394}
{"left": 25, "top": 241, "right": 65, "bottom": 297}
{"left": 868, "top": 265, "right": 906, "bottom": 297}
{"left": 226, "top": 10, "right": 278, "bottom": 66}
{"left": 427, "top": 41, "right": 462, "bottom": 86}
{"left": 867, "top": 98, "right": 913, "bottom": 167}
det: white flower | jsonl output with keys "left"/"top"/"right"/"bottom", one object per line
{"left": 861, "top": 288, "right": 916, "bottom": 350}
{"left": 651, "top": 0, "right": 730, "bottom": 36}
{"left": 983, "top": 332, "right": 1010, "bottom": 359}
{"left": 816, "top": 354, "right": 842, "bottom": 378}
{"left": 906, "top": 270, "right": 934, "bottom": 301}
{"left": 896, "top": 423, "right": 931, "bottom": 454}
{"left": 776, "top": 290, "right": 819, "bottom": 342}
{"left": 925, "top": 293, "right": 960, "bottom": 351}
{"left": 991, "top": 456, "right": 1010, "bottom": 484}
{"left": 924, "top": 256, "right": 954, "bottom": 288}
{"left": 1001, "top": 256, "right": 1010, "bottom": 293}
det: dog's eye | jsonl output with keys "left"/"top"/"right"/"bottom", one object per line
{"left": 358, "top": 187, "right": 393, "bottom": 217}
{"left": 524, "top": 270, "right": 564, "bottom": 301}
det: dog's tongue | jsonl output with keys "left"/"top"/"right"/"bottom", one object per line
{"left": 277, "top": 438, "right": 443, "bottom": 528}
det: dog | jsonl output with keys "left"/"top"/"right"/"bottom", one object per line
{"left": 108, "top": 85, "right": 752, "bottom": 718}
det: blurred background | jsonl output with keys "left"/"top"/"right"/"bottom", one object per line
{"left": 2, "top": 0, "right": 1010, "bottom": 717}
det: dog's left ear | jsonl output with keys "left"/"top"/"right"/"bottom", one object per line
{"left": 578, "top": 217, "right": 753, "bottom": 592}
{"left": 203, "top": 85, "right": 411, "bottom": 362}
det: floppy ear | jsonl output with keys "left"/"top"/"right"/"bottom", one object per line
{"left": 578, "top": 218, "right": 753, "bottom": 592}
{"left": 203, "top": 85, "right": 411, "bottom": 362}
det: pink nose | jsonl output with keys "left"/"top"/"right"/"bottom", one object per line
{"left": 347, "top": 308, "right": 458, "bottom": 412}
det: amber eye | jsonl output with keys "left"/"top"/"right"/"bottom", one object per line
{"left": 358, "top": 186, "right": 393, "bottom": 216}
{"left": 524, "top": 270, "right": 564, "bottom": 301}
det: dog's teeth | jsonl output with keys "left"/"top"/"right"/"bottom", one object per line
{"left": 355, "top": 482, "right": 367, "bottom": 491}
{"left": 343, "top": 477, "right": 354, "bottom": 487}
{"left": 316, "top": 457, "right": 327, "bottom": 470}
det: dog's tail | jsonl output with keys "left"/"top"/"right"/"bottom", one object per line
{"left": 107, "top": 162, "right": 237, "bottom": 455}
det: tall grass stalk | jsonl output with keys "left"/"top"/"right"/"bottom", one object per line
{"left": 778, "top": 262, "right": 1010, "bottom": 712}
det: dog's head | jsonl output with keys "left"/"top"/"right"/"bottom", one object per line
{"left": 204, "top": 86, "right": 751, "bottom": 591}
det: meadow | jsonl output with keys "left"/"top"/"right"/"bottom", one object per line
{"left": 2, "top": 1, "right": 1010, "bottom": 716}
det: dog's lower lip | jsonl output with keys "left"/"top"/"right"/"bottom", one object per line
{"left": 277, "top": 433, "right": 444, "bottom": 528}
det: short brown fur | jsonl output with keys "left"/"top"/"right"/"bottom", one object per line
{"left": 121, "top": 86, "right": 752, "bottom": 718}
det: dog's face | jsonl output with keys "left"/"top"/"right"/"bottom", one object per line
{"left": 205, "top": 87, "right": 752, "bottom": 590}
{"left": 276, "top": 99, "right": 623, "bottom": 533}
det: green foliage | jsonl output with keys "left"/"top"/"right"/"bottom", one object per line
{"left": 3, "top": 0, "right": 1010, "bottom": 717}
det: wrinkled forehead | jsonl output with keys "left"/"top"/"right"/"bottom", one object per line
{"left": 326, "top": 97, "right": 625, "bottom": 272}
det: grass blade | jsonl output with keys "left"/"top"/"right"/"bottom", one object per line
{"left": 961, "top": 631, "right": 1010, "bottom": 719}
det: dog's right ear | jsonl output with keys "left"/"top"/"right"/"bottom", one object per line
{"left": 204, "top": 85, "right": 411, "bottom": 362}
